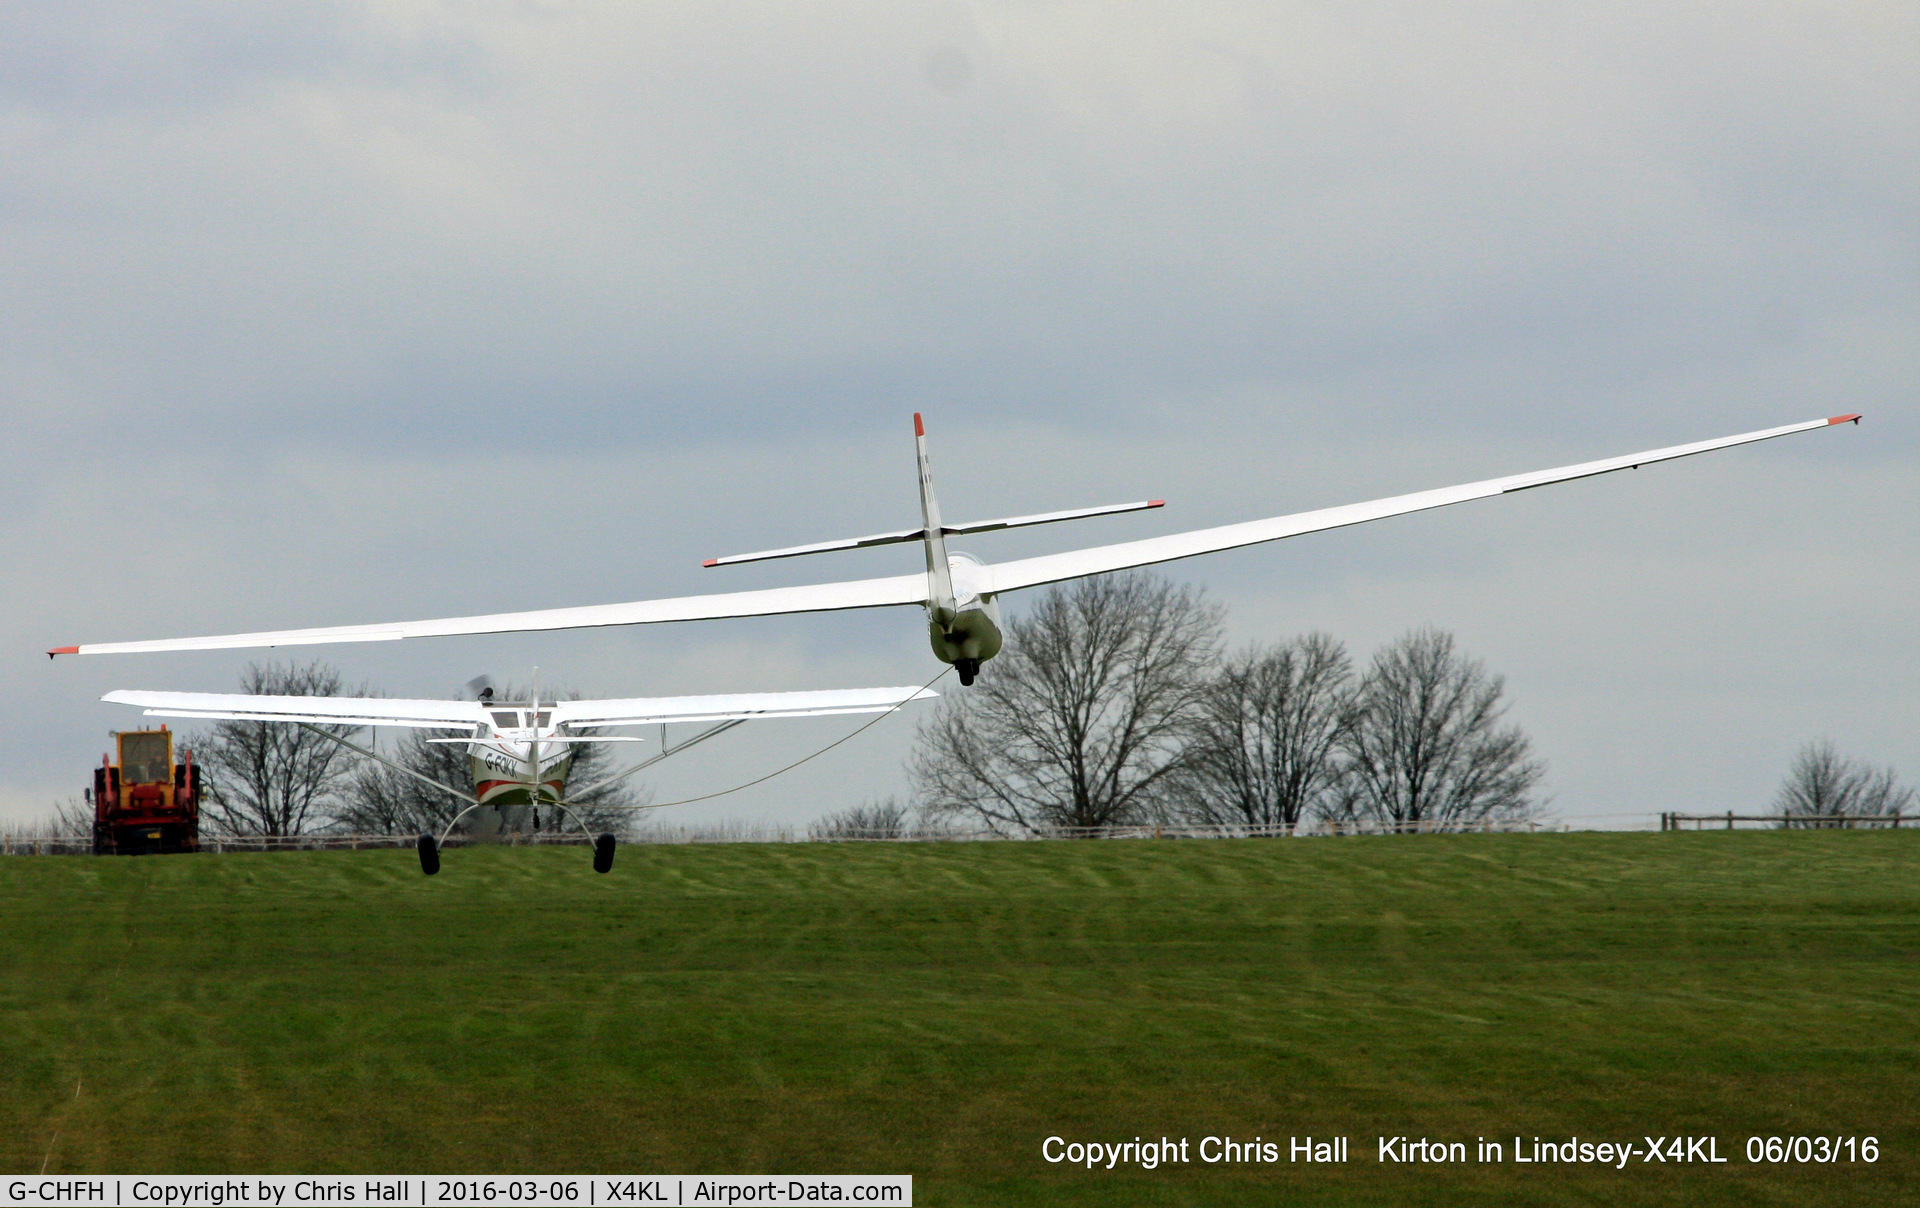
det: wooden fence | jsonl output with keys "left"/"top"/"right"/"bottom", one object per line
{"left": 1660, "top": 812, "right": 1909, "bottom": 831}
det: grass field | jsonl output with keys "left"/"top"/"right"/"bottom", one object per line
{"left": 3, "top": 831, "right": 1916, "bottom": 1205}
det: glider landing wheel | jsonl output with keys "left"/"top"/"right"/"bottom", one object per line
{"left": 593, "top": 832, "right": 616, "bottom": 874}
{"left": 417, "top": 833, "right": 441, "bottom": 876}
{"left": 954, "top": 658, "right": 979, "bottom": 686}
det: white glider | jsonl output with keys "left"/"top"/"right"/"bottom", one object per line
{"left": 59, "top": 413, "right": 1861, "bottom": 684}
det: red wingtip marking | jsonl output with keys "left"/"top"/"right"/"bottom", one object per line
{"left": 1147, "top": 500, "right": 1164, "bottom": 508}
{"left": 913, "top": 413, "right": 924, "bottom": 437}
{"left": 701, "top": 559, "right": 719, "bottom": 568}
{"left": 49, "top": 646, "right": 78, "bottom": 657}
{"left": 1827, "top": 413, "right": 1861, "bottom": 425}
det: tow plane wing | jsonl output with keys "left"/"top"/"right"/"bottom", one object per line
{"left": 101, "top": 691, "right": 489, "bottom": 728}
{"left": 103, "top": 685, "right": 939, "bottom": 727}
{"left": 550, "top": 685, "right": 942, "bottom": 728}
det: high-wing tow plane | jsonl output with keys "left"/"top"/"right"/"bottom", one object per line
{"left": 105, "top": 681, "right": 937, "bottom": 874}
{"left": 55, "top": 413, "right": 1862, "bottom": 685}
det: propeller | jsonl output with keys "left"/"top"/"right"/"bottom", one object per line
{"left": 465, "top": 674, "right": 497, "bottom": 702}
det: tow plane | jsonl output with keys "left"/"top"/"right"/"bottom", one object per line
{"left": 56, "top": 413, "right": 1861, "bottom": 685}
{"left": 104, "top": 680, "right": 938, "bottom": 874}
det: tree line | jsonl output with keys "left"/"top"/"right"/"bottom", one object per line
{"left": 904, "top": 572, "right": 1914, "bottom": 836}
{"left": 910, "top": 572, "right": 1545, "bottom": 835}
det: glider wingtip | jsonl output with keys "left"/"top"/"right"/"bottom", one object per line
{"left": 701, "top": 559, "right": 719, "bottom": 568}
{"left": 49, "top": 645, "right": 78, "bottom": 658}
{"left": 913, "top": 412, "right": 925, "bottom": 437}
{"left": 1147, "top": 499, "right": 1165, "bottom": 508}
{"left": 1827, "top": 413, "right": 1862, "bottom": 426}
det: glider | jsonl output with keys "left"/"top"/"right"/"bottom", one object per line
{"left": 59, "top": 413, "right": 1861, "bottom": 685}
{"left": 105, "top": 680, "right": 938, "bottom": 874}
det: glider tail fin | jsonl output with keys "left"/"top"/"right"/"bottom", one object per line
{"left": 914, "top": 413, "right": 957, "bottom": 625}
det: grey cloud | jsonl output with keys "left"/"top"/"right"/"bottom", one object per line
{"left": 4, "top": 4, "right": 1911, "bottom": 460}
{"left": 0, "top": 2, "right": 483, "bottom": 113}
{"left": 2, "top": 3, "right": 1912, "bottom": 827}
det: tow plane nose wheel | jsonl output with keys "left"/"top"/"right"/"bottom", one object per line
{"left": 417, "top": 833, "right": 441, "bottom": 876}
{"left": 954, "top": 658, "right": 980, "bottom": 686}
{"left": 593, "top": 833, "right": 617, "bottom": 874}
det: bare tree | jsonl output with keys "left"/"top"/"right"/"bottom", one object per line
{"left": 912, "top": 572, "right": 1223, "bottom": 834}
{"left": 1337, "top": 628, "right": 1543, "bottom": 828}
{"left": 808, "top": 797, "right": 916, "bottom": 841}
{"left": 194, "top": 662, "right": 364, "bottom": 836}
{"left": 32, "top": 797, "right": 95, "bottom": 842}
{"left": 1774, "top": 739, "right": 1914, "bottom": 824}
{"left": 59, "top": 795, "right": 95, "bottom": 839}
{"left": 1171, "top": 633, "right": 1358, "bottom": 832}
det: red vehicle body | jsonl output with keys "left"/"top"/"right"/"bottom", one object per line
{"left": 92, "top": 728, "right": 201, "bottom": 855}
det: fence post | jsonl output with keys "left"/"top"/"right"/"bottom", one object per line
{"left": 1726, "top": 811, "right": 1733, "bottom": 831}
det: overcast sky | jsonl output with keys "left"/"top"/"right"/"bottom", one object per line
{"left": 4, "top": 2, "right": 1913, "bottom": 832}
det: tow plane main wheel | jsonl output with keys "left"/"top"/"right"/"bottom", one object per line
{"left": 417, "top": 833, "right": 441, "bottom": 876}
{"left": 955, "top": 658, "right": 979, "bottom": 686}
{"left": 593, "top": 833, "right": 616, "bottom": 874}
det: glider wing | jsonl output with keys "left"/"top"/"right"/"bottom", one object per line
{"left": 983, "top": 415, "right": 1859, "bottom": 594}
{"left": 59, "top": 573, "right": 928, "bottom": 657}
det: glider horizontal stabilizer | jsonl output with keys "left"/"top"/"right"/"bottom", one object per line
{"left": 704, "top": 499, "right": 1165, "bottom": 568}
